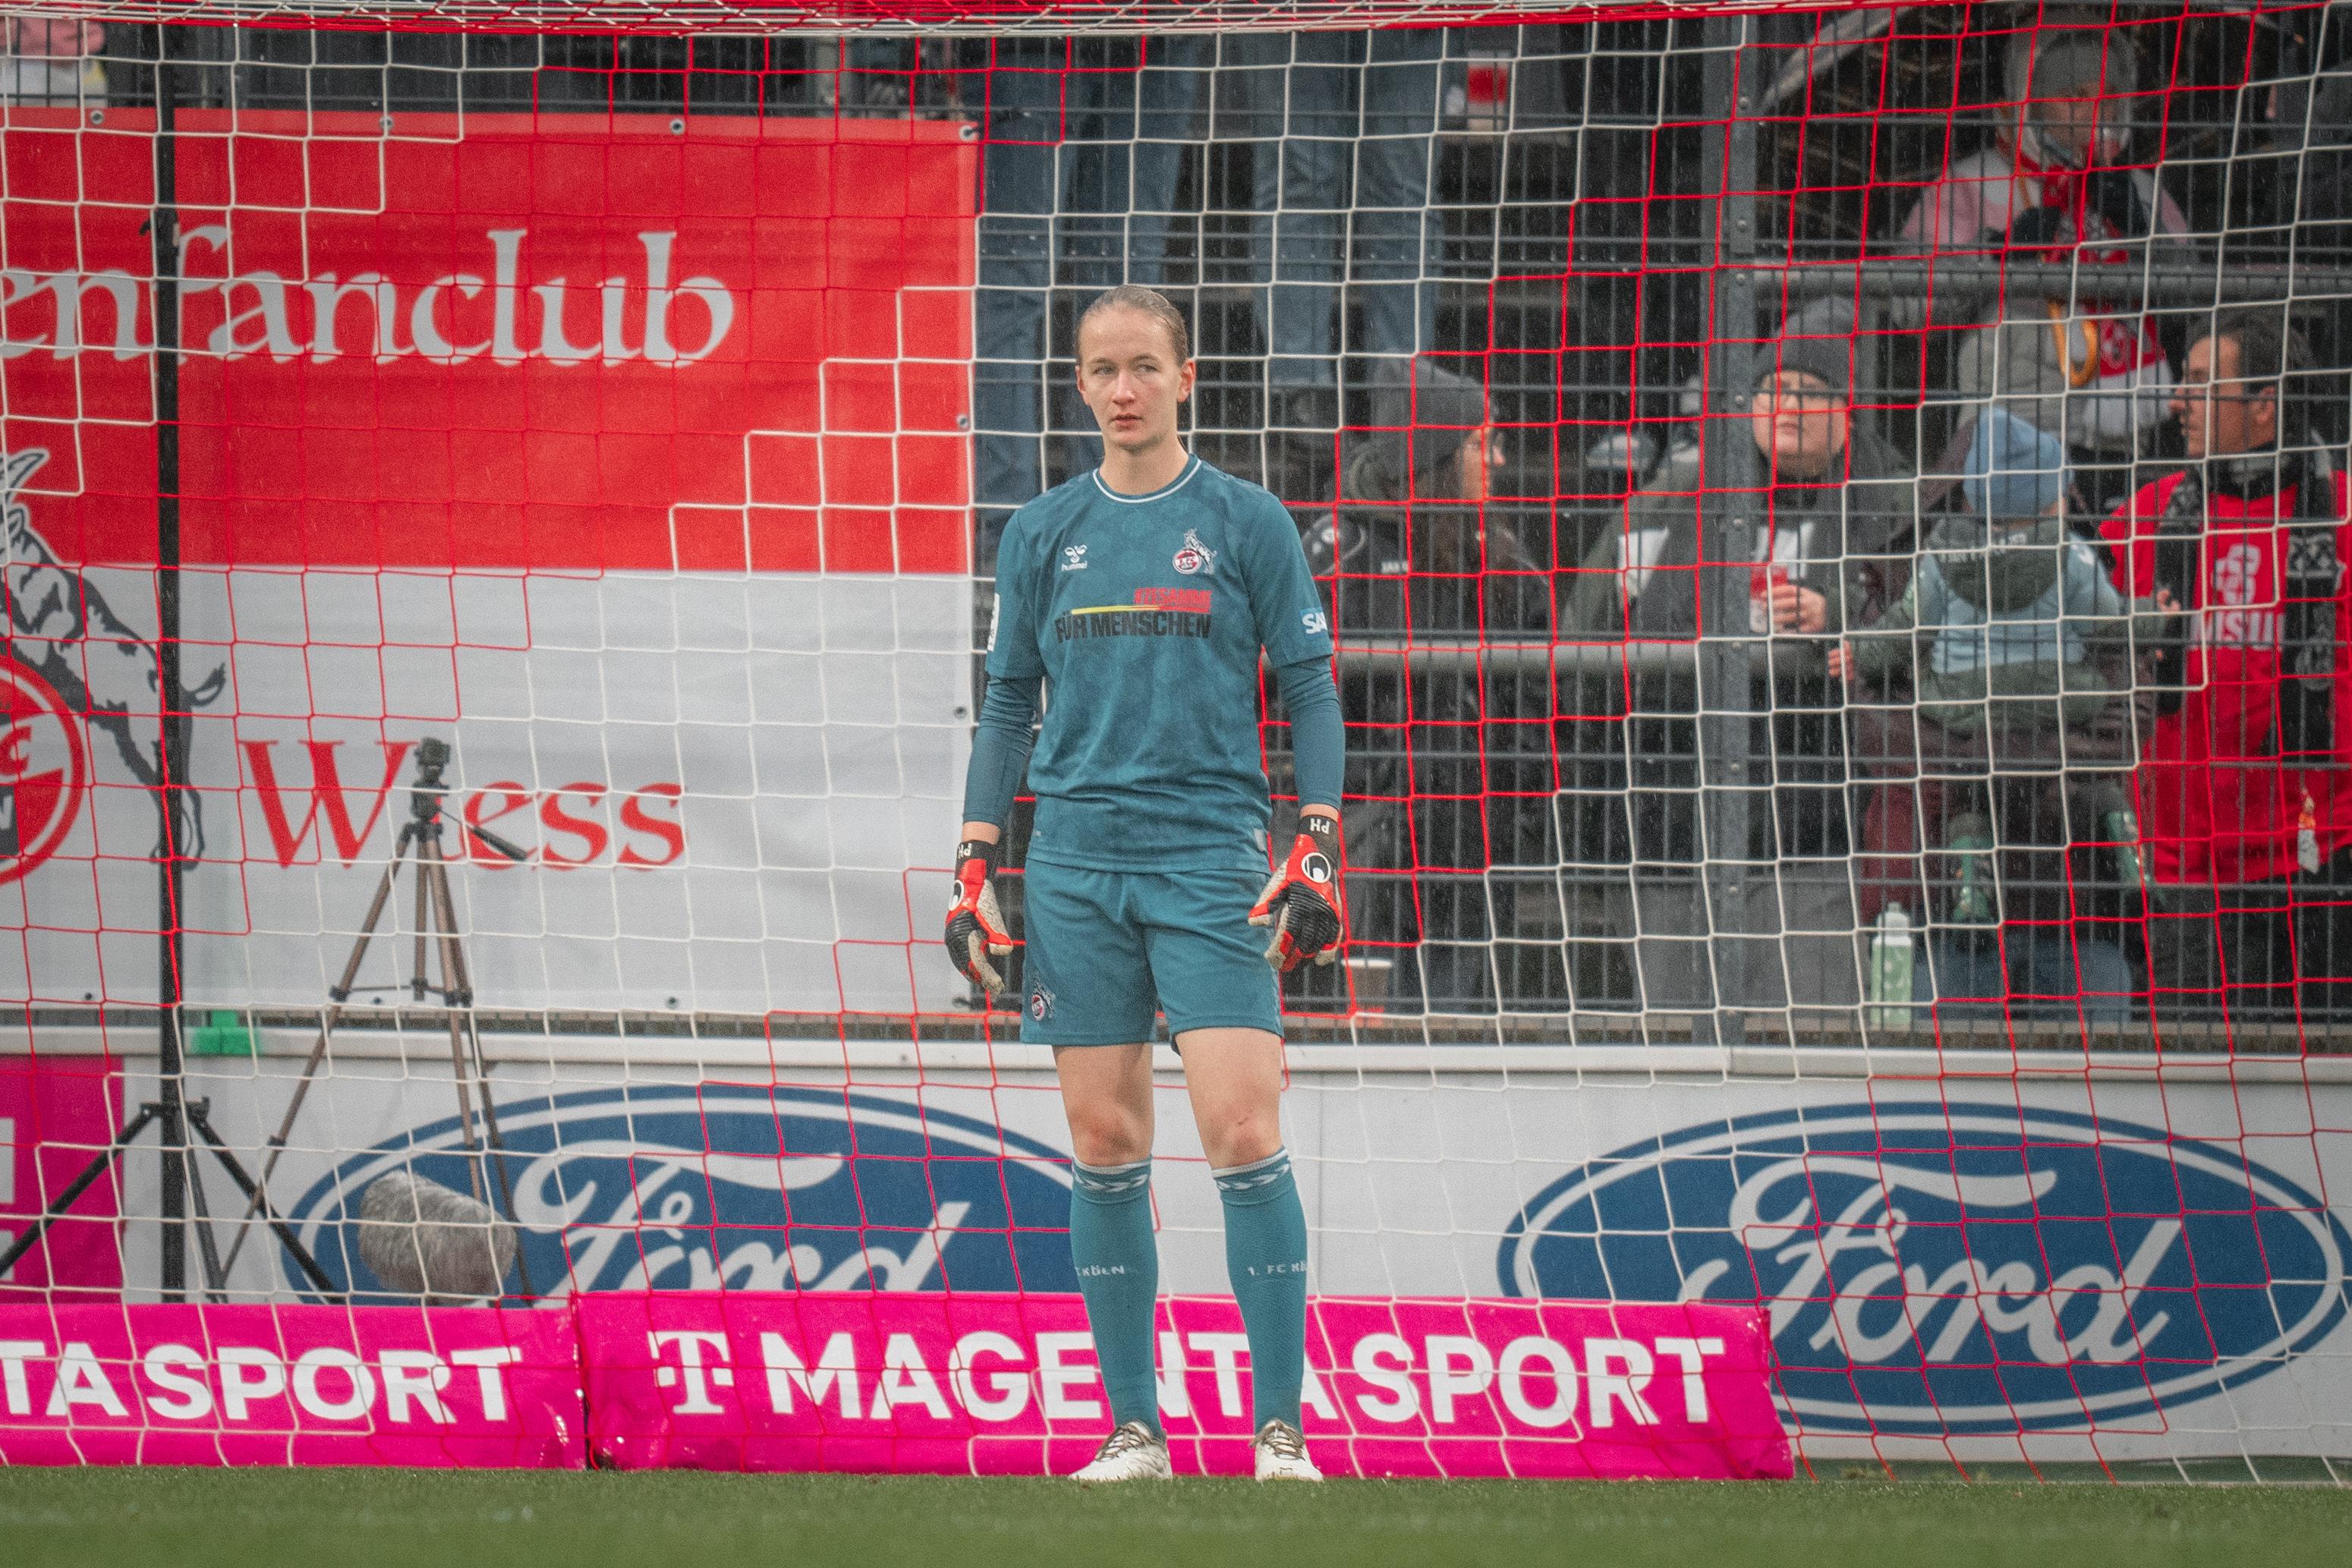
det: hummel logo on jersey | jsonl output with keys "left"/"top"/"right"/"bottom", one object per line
{"left": 1173, "top": 529, "right": 1217, "bottom": 576}
{"left": 1061, "top": 544, "right": 1089, "bottom": 571}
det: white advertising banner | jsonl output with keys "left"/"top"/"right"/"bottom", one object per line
{"left": 92, "top": 1043, "right": 2352, "bottom": 1466}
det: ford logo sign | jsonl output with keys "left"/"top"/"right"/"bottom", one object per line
{"left": 1498, "top": 1101, "right": 2352, "bottom": 1434}
{"left": 283, "top": 1084, "right": 1075, "bottom": 1302}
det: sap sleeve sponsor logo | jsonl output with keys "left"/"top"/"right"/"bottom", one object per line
{"left": 1498, "top": 1101, "right": 2352, "bottom": 1436}
{"left": 985, "top": 592, "right": 1002, "bottom": 654}
{"left": 1301, "top": 608, "right": 1329, "bottom": 636}
{"left": 285, "top": 1085, "right": 1078, "bottom": 1301}
{"left": 237, "top": 739, "right": 685, "bottom": 869}
{"left": 0, "top": 1338, "right": 525, "bottom": 1426}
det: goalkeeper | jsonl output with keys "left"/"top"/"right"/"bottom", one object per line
{"left": 946, "top": 285, "right": 1344, "bottom": 1485}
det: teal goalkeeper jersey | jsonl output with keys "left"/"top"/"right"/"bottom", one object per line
{"left": 985, "top": 455, "right": 1336, "bottom": 873}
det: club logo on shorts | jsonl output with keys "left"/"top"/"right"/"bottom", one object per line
{"left": 1300, "top": 852, "right": 1333, "bottom": 884}
{"left": 1028, "top": 984, "right": 1054, "bottom": 1021}
{"left": 1061, "top": 544, "right": 1089, "bottom": 571}
{"left": 1172, "top": 529, "right": 1217, "bottom": 576}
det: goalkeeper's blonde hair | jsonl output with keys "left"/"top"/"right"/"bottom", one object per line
{"left": 1078, "top": 285, "right": 1192, "bottom": 367}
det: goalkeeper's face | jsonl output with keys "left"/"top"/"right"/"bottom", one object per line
{"left": 1076, "top": 307, "right": 1196, "bottom": 456}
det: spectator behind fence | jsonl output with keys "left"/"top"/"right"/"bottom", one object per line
{"left": 1563, "top": 309, "right": 1916, "bottom": 1015}
{"left": 1835, "top": 409, "right": 2173, "bottom": 1023}
{"left": 2, "top": 16, "right": 103, "bottom": 104}
{"left": 1305, "top": 359, "right": 1543, "bottom": 1012}
{"left": 973, "top": 39, "right": 1211, "bottom": 538}
{"left": 2099, "top": 307, "right": 2352, "bottom": 1028}
{"left": 1894, "top": 16, "right": 2185, "bottom": 496}
{"left": 974, "top": 33, "right": 1437, "bottom": 521}
{"left": 1228, "top": 31, "right": 1442, "bottom": 433}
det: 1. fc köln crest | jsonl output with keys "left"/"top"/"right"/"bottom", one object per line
{"left": 0, "top": 650, "right": 86, "bottom": 884}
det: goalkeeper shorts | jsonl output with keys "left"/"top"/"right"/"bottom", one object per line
{"left": 1017, "top": 857, "right": 1284, "bottom": 1046}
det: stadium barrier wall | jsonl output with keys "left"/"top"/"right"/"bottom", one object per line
{"left": 12, "top": 1031, "right": 2349, "bottom": 1469}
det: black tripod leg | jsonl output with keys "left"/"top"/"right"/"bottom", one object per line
{"left": 186, "top": 1104, "right": 345, "bottom": 1302}
{"left": 180, "top": 1109, "right": 228, "bottom": 1301}
{"left": 463, "top": 1019, "right": 536, "bottom": 1300}
{"left": 426, "top": 823, "right": 531, "bottom": 1299}
{"left": 0, "top": 1104, "right": 160, "bottom": 1280}
{"left": 222, "top": 832, "right": 408, "bottom": 1277}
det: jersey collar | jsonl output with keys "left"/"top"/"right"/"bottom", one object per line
{"left": 1091, "top": 454, "right": 1201, "bottom": 505}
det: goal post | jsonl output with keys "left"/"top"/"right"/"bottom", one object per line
{"left": 2, "top": 1, "right": 2352, "bottom": 1480}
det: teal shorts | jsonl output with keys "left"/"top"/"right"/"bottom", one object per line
{"left": 1018, "top": 858, "right": 1285, "bottom": 1046}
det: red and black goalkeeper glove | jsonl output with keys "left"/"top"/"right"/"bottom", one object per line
{"left": 945, "top": 839, "right": 1013, "bottom": 995}
{"left": 1250, "top": 815, "right": 1343, "bottom": 972}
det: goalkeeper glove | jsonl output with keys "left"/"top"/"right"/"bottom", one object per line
{"left": 1250, "top": 815, "right": 1343, "bottom": 972}
{"left": 945, "top": 839, "right": 1013, "bottom": 995}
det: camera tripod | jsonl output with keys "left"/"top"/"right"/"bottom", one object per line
{"left": 216, "top": 737, "right": 536, "bottom": 1296}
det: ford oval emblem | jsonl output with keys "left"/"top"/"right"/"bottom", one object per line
{"left": 1498, "top": 1100, "right": 2352, "bottom": 1434}
{"left": 284, "top": 1084, "right": 1075, "bottom": 1302}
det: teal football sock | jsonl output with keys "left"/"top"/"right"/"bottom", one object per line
{"left": 1214, "top": 1147, "right": 1308, "bottom": 1431}
{"left": 1068, "top": 1157, "right": 1161, "bottom": 1434}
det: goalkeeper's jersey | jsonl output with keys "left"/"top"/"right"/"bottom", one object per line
{"left": 985, "top": 454, "right": 1335, "bottom": 874}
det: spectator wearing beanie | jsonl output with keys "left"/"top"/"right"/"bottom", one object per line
{"left": 1563, "top": 304, "right": 1917, "bottom": 1017}
{"left": 1302, "top": 357, "right": 1545, "bottom": 1015}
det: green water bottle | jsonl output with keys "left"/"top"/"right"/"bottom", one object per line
{"left": 1868, "top": 904, "right": 1915, "bottom": 1031}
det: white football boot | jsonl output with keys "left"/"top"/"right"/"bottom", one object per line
{"left": 1072, "top": 1421, "right": 1173, "bottom": 1483}
{"left": 1252, "top": 1418, "right": 1323, "bottom": 1482}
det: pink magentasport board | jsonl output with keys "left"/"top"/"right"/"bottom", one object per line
{"left": 577, "top": 1292, "right": 1792, "bottom": 1479}
{"left": 0, "top": 1303, "right": 584, "bottom": 1467}
{"left": 0, "top": 1056, "right": 123, "bottom": 1299}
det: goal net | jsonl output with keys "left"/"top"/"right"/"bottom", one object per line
{"left": 3, "top": 0, "right": 2351, "bottom": 1480}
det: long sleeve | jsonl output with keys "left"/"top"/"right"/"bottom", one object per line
{"left": 960, "top": 672, "right": 1041, "bottom": 830}
{"left": 1850, "top": 573, "right": 1922, "bottom": 683}
{"left": 1272, "top": 655, "right": 1343, "bottom": 812}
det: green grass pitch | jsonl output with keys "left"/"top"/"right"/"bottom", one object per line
{"left": 6, "top": 1469, "right": 2352, "bottom": 1568}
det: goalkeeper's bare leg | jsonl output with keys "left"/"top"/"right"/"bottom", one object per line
{"left": 1056, "top": 1031, "right": 1320, "bottom": 1482}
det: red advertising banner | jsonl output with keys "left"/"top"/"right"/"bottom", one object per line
{"left": 2, "top": 110, "right": 979, "bottom": 1015}
{"left": 2, "top": 106, "right": 974, "bottom": 572}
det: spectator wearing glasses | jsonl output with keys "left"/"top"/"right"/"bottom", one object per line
{"left": 2099, "top": 308, "right": 2352, "bottom": 1030}
{"left": 1564, "top": 308, "right": 1916, "bottom": 1013}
